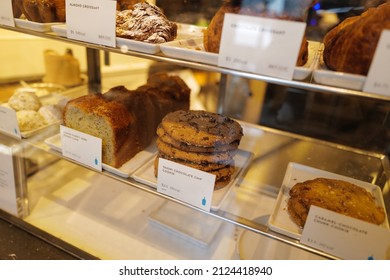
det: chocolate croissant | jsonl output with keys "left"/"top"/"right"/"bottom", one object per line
{"left": 13, "top": 0, "right": 65, "bottom": 23}
{"left": 323, "top": 2, "right": 390, "bottom": 75}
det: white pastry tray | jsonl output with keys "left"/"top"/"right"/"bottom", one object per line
{"left": 313, "top": 46, "right": 366, "bottom": 90}
{"left": 268, "top": 162, "right": 389, "bottom": 240}
{"left": 44, "top": 133, "right": 157, "bottom": 178}
{"left": 132, "top": 148, "right": 253, "bottom": 211}
{"left": 1, "top": 93, "right": 67, "bottom": 138}
{"left": 51, "top": 23, "right": 205, "bottom": 55}
{"left": 160, "top": 39, "right": 321, "bottom": 81}
{"left": 0, "top": 106, "right": 61, "bottom": 139}
{"left": 15, "top": 18, "right": 64, "bottom": 32}
{"left": 148, "top": 201, "right": 222, "bottom": 248}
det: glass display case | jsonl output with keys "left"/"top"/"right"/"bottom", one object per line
{"left": 0, "top": 0, "right": 389, "bottom": 260}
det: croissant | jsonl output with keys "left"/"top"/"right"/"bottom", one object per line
{"left": 323, "top": 2, "right": 390, "bottom": 75}
{"left": 116, "top": 0, "right": 141, "bottom": 11}
{"left": 12, "top": 0, "right": 23, "bottom": 18}
{"left": 203, "top": 0, "right": 309, "bottom": 66}
{"left": 13, "top": 0, "right": 65, "bottom": 23}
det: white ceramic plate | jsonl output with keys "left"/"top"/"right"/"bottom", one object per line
{"left": 116, "top": 37, "right": 161, "bottom": 54}
{"left": 313, "top": 47, "right": 366, "bottom": 90}
{"left": 175, "top": 23, "right": 205, "bottom": 40}
{"left": 44, "top": 133, "right": 157, "bottom": 178}
{"left": 15, "top": 18, "right": 63, "bottom": 32}
{"left": 132, "top": 148, "right": 253, "bottom": 211}
{"left": 268, "top": 162, "right": 389, "bottom": 240}
{"left": 51, "top": 24, "right": 66, "bottom": 37}
{"left": 148, "top": 201, "right": 222, "bottom": 248}
{"left": 2, "top": 93, "right": 67, "bottom": 138}
{"left": 50, "top": 24, "right": 160, "bottom": 53}
{"left": 51, "top": 23, "right": 205, "bottom": 54}
{"left": 160, "top": 39, "right": 321, "bottom": 81}
{"left": 160, "top": 37, "right": 217, "bottom": 65}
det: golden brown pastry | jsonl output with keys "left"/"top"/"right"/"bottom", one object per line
{"left": 15, "top": 0, "right": 66, "bottom": 23}
{"left": 204, "top": 0, "right": 309, "bottom": 66}
{"left": 116, "top": 0, "right": 141, "bottom": 11}
{"left": 12, "top": 0, "right": 23, "bottom": 18}
{"left": 323, "top": 2, "right": 390, "bottom": 75}
{"left": 287, "top": 177, "right": 386, "bottom": 228}
{"left": 63, "top": 73, "right": 190, "bottom": 168}
{"left": 116, "top": 2, "right": 177, "bottom": 43}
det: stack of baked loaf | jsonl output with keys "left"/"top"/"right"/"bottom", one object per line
{"left": 203, "top": 0, "right": 309, "bottom": 66}
{"left": 116, "top": 1, "right": 177, "bottom": 43}
{"left": 287, "top": 177, "right": 386, "bottom": 228}
{"left": 63, "top": 73, "right": 190, "bottom": 168}
{"left": 12, "top": 0, "right": 66, "bottom": 23}
{"left": 323, "top": 1, "right": 390, "bottom": 75}
{"left": 154, "top": 110, "right": 244, "bottom": 189}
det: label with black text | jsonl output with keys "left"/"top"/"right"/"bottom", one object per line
{"left": 0, "top": 146, "right": 18, "bottom": 215}
{"left": 301, "top": 205, "right": 390, "bottom": 260}
{"left": 364, "top": 30, "right": 390, "bottom": 96}
{"left": 0, "top": 106, "right": 21, "bottom": 139}
{"left": 60, "top": 125, "right": 102, "bottom": 171}
{"left": 218, "top": 14, "right": 306, "bottom": 80}
{"left": 157, "top": 158, "right": 215, "bottom": 211}
{"left": 0, "top": 0, "right": 15, "bottom": 27}
{"left": 66, "top": 0, "right": 116, "bottom": 47}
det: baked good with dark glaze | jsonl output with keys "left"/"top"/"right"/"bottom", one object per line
{"left": 63, "top": 73, "right": 190, "bottom": 168}
{"left": 116, "top": 0, "right": 140, "bottom": 11}
{"left": 154, "top": 110, "right": 243, "bottom": 189}
{"left": 159, "top": 110, "right": 243, "bottom": 147}
{"left": 12, "top": 0, "right": 23, "bottom": 18}
{"left": 116, "top": 2, "right": 177, "bottom": 43}
{"left": 14, "top": 0, "right": 66, "bottom": 23}
{"left": 323, "top": 2, "right": 390, "bottom": 75}
{"left": 156, "top": 126, "right": 240, "bottom": 153}
{"left": 287, "top": 177, "right": 386, "bottom": 228}
{"left": 203, "top": 0, "right": 309, "bottom": 66}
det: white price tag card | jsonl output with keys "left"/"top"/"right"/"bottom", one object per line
{"left": 0, "top": 0, "right": 15, "bottom": 27}
{"left": 218, "top": 14, "right": 306, "bottom": 80}
{"left": 363, "top": 30, "right": 390, "bottom": 96}
{"left": 301, "top": 205, "right": 390, "bottom": 260}
{"left": 157, "top": 158, "right": 215, "bottom": 211}
{"left": 66, "top": 0, "right": 116, "bottom": 47}
{"left": 60, "top": 125, "right": 102, "bottom": 171}
{"left": 0, "top": 146, "right": 18, "bottom": 215}
{"left": 0, "top": 106, "right": 21, "bottom": 139}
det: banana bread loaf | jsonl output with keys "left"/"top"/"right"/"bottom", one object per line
{"left": 63, "top": 73, "right": 190, "bottom": 168}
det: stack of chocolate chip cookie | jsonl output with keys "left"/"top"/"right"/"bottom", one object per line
{"left": 154, "top": 110, "right": 244, "bottom": 189}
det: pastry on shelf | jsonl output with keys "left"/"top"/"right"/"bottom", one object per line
{"left": 8, "top": 89, "right": 41, "bottom": 111}
{"left": 154, "top": 110, "right": 244, "bottom": 189}
{"left": 12, "top": 0, "right": 65, "bottom": 23}
{"left": 63, "top": 73, "right": 190, "bottom": 168}
{"left": 116, "top": 1, "right": 177, "bottom": 43}
{"left": 12, "top": 0, "right": 23, "bottom": 18}
{"left": 287, "top": 177, "right": 386, "bottom": 228}
{"left": 203, "top": 0, "right": 309, "bottom": 66}
{"left": 323, "top": 1, "right": 390, "bottom": 75}
{"left": 16, "top": 110, "right": 46, "bottom": 131}
{"left": 6, "top": 88, "right": 65, "bottom": 132}
{"left": 116, "top": 0, "right": 140, "bottom": 11}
